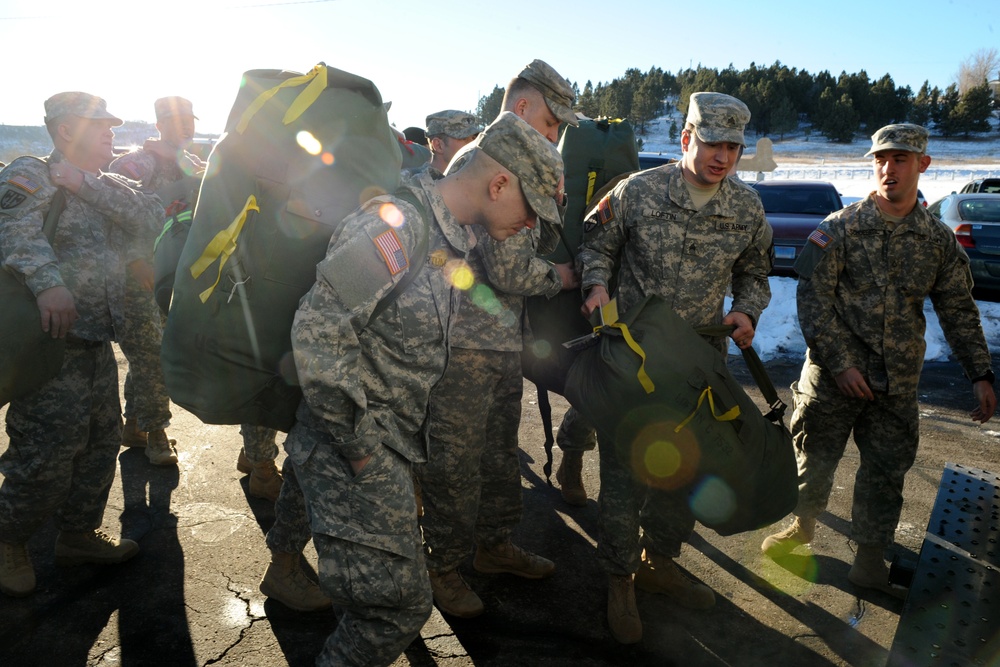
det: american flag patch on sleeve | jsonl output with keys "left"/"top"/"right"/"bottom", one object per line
{"left": 808, "top": 230, "right": 832, "bottom": 248}
{"left": 596, "top": 196, "right": 614, "bottom": 225}
{"left": 374, "top": 229, "right": 408, "bottom": 275}
{"left": 8, "top": 174, "right": 41, "bottom": 194}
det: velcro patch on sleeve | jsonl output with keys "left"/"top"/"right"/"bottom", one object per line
{"left": 374, "top": 228, "right": 408, "bottom": 275}
{"left": 808, "top": 229, "right": 832, "bottom": 249}
{"left": 7, "top": 174, "right": 41, "bottom": 194}
{"left": 596, "top": 195, "right": 615, "bottom": 225}
{"left": 121, "top": 162, "right": 143, "bottom": 180}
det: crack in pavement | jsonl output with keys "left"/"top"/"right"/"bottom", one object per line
{"left": 202, "top": 572, "right": 268, "bottom": 665}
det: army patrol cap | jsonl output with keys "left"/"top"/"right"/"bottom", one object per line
{"left": 155, "top": 96, "right": 198, "bottom": 121}
{"left": 425, "top": 110, "right": 482, "bottom": 140}
{"left": 685, "top": 92, "right": 750, "bottom": 146}
{"left": 44, "top": 91, "right": 122, "bottom": 126}
{"left": 476, "top": 111, "right": 564, "bottom": 224}
{"left": 517, "top": 59, "right": 579, "bottom": 127}
{"left": 865, "top": 123, "right": 929, "bottom": 156}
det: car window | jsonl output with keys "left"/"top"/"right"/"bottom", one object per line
{"left": 753, "top": 186, "right": 838, "bottom": 214}
{"left": 958, "top": 199, "right": 1000, "bottom": 222}
{"left": 927, "top": 199, "right": 944, "bottom": 217}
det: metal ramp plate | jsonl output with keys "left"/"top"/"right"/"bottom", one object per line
{"left": 887, "top": 463, "right": 1000, "bottom": 667}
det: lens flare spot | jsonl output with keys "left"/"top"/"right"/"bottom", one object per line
{"left": 530, "top": 340, "right": 553, "bottom": 360}
{"left": 471, "top": 284, "right": 503, "bottom": 315}
{"left": 450, "top": 264, "right": 474, "bottom": 290}
{"left": 321, "top": 152, "right": 334, "bottom": 166}
{"left": 690, "top": 476, "right": 737, "bottom": 526}
{"left": 296, "top": 131, "right": 322, "bottom": 156}
{"left": 379, "top": 203, "right": 404, "bottom": 228}
{"left": 643, "top": 440, "right": 681, "bottom": 479}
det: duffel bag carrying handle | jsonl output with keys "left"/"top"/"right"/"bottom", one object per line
{"left": 695, "top": 323, "right": 787, "bottom": 422}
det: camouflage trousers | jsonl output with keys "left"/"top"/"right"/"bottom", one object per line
{"left": 416, "top": 347, "right": 523, "bottom": 573}
{"left": 119, "top": 274, "right": 171, "bottom": 431}
{"left": 239, "top": 424, "right": 278, "bottom": 464}
{"left": 596, "top": 429, "right": 696, "bottom": 575}
{"left": 556, "top": 406, "right": 597, "bottom": 453}
{"left": 281, "top": 422, "right": 431, "bottom": 667}
{"left": 0, "top": 342, "right": 122, "bottom": 544}
{"left": 790, "top": 361, "right": 920, "bottom": 547}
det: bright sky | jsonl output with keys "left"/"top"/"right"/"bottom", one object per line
{"left": 0, "top": 0, "right": 993, "bottom": 134}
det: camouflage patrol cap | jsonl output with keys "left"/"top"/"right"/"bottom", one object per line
{"left": 44, "top": 91, "right": 122, "bottom": 126}
{"left": 517, "top": 59, "right": 579, "bottom": 127}
{"left": 685, "top": 92, "right": 750, "bottom": 146}
{"left": 477, "top": 111, "right": 564, "bottom": 224}
{"left": 425, "top": 110, "right": 482, "bottom": 139}
{"left": 154, "top": 96, "right": 198, "bottom": 121}
{"left": 865, "top": 123, "right": 929, "bottom": 156}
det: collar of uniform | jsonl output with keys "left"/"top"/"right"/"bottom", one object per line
{"left": 860, "top": 192, "right": 933, "bottom": 238}
{"left": 664, "top": 163, "right": 738, "bottom": 217}
{"left": 419, "top": 178, "right": 470, "bottom": 255}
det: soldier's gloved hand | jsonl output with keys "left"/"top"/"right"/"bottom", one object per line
{"left": 36, "top": 285, "right": 78, "bottom": 338}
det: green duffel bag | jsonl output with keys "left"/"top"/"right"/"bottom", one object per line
{"left": 162, "top": 63, "right": 402, "bottom": 431}
{"left": 564, "top": 295, "right": 798, "bottom": 536}
{"left": 0, "top": 182, "right": 66, "bottom": 407}
{"left": 523, "top": 118, "right": 639, "bottom": 396}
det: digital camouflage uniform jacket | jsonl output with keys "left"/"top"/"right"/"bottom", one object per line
{"left": 0, "top": 154, "right": 163, "bottom": 340}
{"left": 289, "top": 178, "right": 470, "bottom": 465}
{"left": 579, "top": 163, "right": 773, "bottom": 351}
{"left": 794, "top": 194, "right": 992, "bottom": 395}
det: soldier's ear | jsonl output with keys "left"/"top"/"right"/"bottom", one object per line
{"left": 488, "top": 171, "right": 511, "bottom": 203}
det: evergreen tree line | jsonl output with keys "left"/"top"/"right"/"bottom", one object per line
{"left": 475, "top": 62, "right": 998, "bottom": 143}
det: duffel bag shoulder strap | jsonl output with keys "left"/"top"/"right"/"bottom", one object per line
{"left": 694, "top": 323, "right": 787, "bottom": 422}
{"left": 369, "top": 187, "right": 429, "bottom": 321}
{"left": 42, "top": 188, "right": 66, "bottom": 242}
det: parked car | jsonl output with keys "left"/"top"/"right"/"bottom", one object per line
{"left": 637, "top": 151, "right": 678, "bottom": 170}
{"left": 750, "top": 180, "right": 844, "bottom": 273}
{"left": 958, "top": 178, "right": 1000, "bottom": 194}
{"left": 928, "top": 193, "right": 1000, "bottom": 291}
{"left": 917, "top": 189, "right": 927, "bottom": 207}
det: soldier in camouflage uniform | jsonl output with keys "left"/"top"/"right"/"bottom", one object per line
{"left": 761, "top": 124, "right": 996, "bottom": 597}
{"left": 421, "top": 110, "right": 481, "bottom": 179}
{"left": 0, "top": 92, "right": 163, "bottom": 597}
{"left": 262, "top": 112, "right": 563, "bottom": 665}
{"left": 415, "top": 59, "right": 580, "bottom": 619}
{"left": 579, "top": 92, "right": 772, "bottom": 643}
{"left": 108, "top": 96, "right": 205, "bottom": 466}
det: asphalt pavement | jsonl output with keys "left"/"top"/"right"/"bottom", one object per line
{"left": 1, "top": 349, "right": 999, "bottom": 666}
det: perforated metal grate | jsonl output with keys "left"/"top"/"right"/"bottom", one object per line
{"left": 887, "top": 463, "right": 1000, "bottom": 667}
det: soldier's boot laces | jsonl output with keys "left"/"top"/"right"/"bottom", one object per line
{"left": 607, "top": 574, "right": 642, "bottom": 644}
{"left": 249, "top": 459, "right": 283, "bottom": 503}
{"left": 121, "top": 417, "right": 147, "bottom": 448}
{"left": 761, "top": 516, "right": 816, "bottom": 559}
{"left": 555, "top": 450, "right": 587, "bottom": 506}
{"left": 848, "top": 544, "right": 907, "bottom": 600}
{"left": 473, "top": 541, "right": 555, "bottom": 579}
{"left": 428, "top": 569, "right": 484, "bottom": 618}
{"left": 146, "top": 430, "right": 178, "bottom": 466}
{"left": 634, "top": 550, "right": 715, "bottom": 610}
{"left": 54, "top": 529, "right": 139, "bottom": 566}
{"left": 0, "top": 542, "right": 35, "bottom": 597}
{"left": 259, "top": 552, "right": 331, "bottom": 612}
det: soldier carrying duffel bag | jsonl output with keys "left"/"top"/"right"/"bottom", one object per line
{"left": 161, "top": 63, "right": 403, "bottom": 431}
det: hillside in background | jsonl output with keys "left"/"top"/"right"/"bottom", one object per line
{"left": 0, "top": 122, "right": 213, "bottom": 165}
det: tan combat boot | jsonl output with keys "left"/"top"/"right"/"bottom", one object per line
{"left": 121, "top": 417, "right": 147, "bottom": 448}
{"left": 428, "top": 569, "right": 484, "bottom": 618}
{"left": 848, "top": 544, "right": 907, "bottom": 599}
{"left": 473, "top": 541, "right": 555, "bottom": 579}
{"left": 146, "top": 430, "right": 178, "bottom": 466}
{"left": 249, "top": 459, "right": 283, "bottom": 503}
{"left": 0, "top": 542, "right": 35, "bottom": 597}
{"left": 555, "top": 450, "right": 587, "bottom": 506}
{"left": 761, "top": 516, "right": 816, "bottom": 559}
{"left": 237, "top": 449, "right": 252, "bottom": 474}
{"left": 634, "top": 550, "right": 715, "bottom": 610}
{"left": 54, "top": 529, "right": 139, "bottom": 566}
{"left": 259, "top": 551, "right": 331, "bottom": 612}
{"left": 607, "top": 574, "right": 642, "bottom": 644}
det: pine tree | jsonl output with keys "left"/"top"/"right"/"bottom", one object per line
{"left": 821, "top": 93, "right": 860, "bottom": 142}
{"left": 476, "top": 85, "right": 505, "bottom": 125}
{"left": 910, "top": 81, "right": 934, "bottom": 126}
